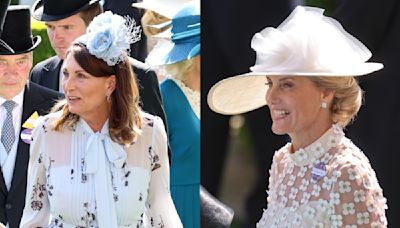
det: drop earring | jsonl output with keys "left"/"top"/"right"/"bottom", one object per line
{"left": 106, "top": 93, "right": 111, "bottom": 103}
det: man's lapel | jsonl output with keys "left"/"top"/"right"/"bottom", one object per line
{"left": 0, "top": 169, "right": 8, "bottom": 196}
{"left": 42, "top": 57, "right": 63, "bottom": 91}
{"left": 8, "top": 83, "right": 41, "bottom": 198}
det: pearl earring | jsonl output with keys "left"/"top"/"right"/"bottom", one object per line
{"left": 321, "top": 101, "right": 327, "bottom": 109}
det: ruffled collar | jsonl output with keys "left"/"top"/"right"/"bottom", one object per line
{"left": 289, "top": 124, "right": 345, "bottom": 166}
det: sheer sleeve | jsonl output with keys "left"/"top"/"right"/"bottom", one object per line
{"left": 266, "top": 150, "right": 280, "bottom": 205}
{"left": 330, "top": 162, "right": 388, "bottom": 227}
{"left": 20, "top": 118, "right": 50, "bottom": 228}
{"left": 144, "top": 117, "right": 183, "bottom": 227}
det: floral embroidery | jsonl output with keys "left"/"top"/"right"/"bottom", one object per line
{"left": 148, "top": 146, "right": 161, "bottom": 171}
{"left": 81, "top": 202, "right": 96, "bottom": 227}
{"left": 342, "top": 202, "right": 355, "bottom": 215}
{"left": 356, "top": 212, "right": 370, "bottom": 225}
{"left": 292, "top": 213, "right": 302, "bottom": 225}
{"left": 354, "top": 189, "right": 366, "bottom": 203}
{"left": 298, "top": 166, "right": 307, "bottom": 177}
{"left": 290, "top": 200, "right": 299, "bottom": 211}
{"left": 330, "top": 214, "right": 343, "bottom": 227}
{"left": 347, "top": 168, "right": 359, "bottom": 180}
{"left": 338, "top": 181, "right": 351, "bottom": 193}
{"left": 288, "top": 187, "right": 298, "bottom": 199}
{"left": 312, "top": 221, "right": 324, "bottom": 228}
{"left": 296, "top": 149, "right": 308, "bottom": 161}
{"left": 81, "top": 158, "right": 87, "bottom": 183}
{"left": 256, "top": 124, "right": 387, "bottom": 228}
{"left": 287, "top": 175, "right": 296, "bottom": 186}
{"left": 344, "top": 225, "right": 356, "bottom": 228}
{"left": 299, "top": 179, "right": 309, "bottom": 191}
{"left": 31, "top": 178, "right": 46, "bottom": 211}
{"left": 316, "top": 199, "right": 329, "bottom": 212}
{"left": 47, "top": 158, "right": 55, "bottom": 196}
{"left": 311, "top": 142, "right": 325, "bottom": 157}
{"left": 311, "top": 184, "right": 321, "bottom": 196}
{"left": 329, "top": 192, "right": 340, "bottom": 205}
{"left": 300, "top": 192, "right": 311, "bottom": 204}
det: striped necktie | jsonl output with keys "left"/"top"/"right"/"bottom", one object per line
{"left": 1, "top": 100, "right": 17, "bottom": 153}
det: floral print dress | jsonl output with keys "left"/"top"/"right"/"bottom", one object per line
{"left": 20, "top": 111, "right": 183, "bottom": 228}
{"left": 257, "top": 125, "right": 387, "bottom": 228}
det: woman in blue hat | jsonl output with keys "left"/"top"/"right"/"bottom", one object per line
{"left": 140, "top": 2, "right": 200, "bottom": 227}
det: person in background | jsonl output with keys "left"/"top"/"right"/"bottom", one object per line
{"left": 103, "top": 0, "right": 148, "bottom": 62}
{"left": 208, "top": 6, "right": 387, "bottom": 227}
{"left": 0, "top": 5, "right": 61, "bottom": 227}
{"left": 133, "top": 1, "right": 200, "bottom": 227}
{"left": 20, "top": 11, "right": 182, "bottom": 227}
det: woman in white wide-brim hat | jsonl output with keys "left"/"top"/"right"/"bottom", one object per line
{"left": 208, "top": 6, "right": 388, "bottom": 227}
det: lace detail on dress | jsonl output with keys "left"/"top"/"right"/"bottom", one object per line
{"left": 257, "top": 125, "right": 388, "bottom": 228}
{"left": 172, "top": 78, "right": 200, "bottom": 119}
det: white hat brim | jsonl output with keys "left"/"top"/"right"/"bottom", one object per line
{"left": 207, "top": 62, "right": 383, "bottom": 115}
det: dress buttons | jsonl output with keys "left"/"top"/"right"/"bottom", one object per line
{"left": 5, "top": 203, "right": 12, "bottom": 209}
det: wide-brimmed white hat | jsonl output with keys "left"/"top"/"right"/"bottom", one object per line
{"left": 207, "top": 6, "right": 383, "bottom": 115}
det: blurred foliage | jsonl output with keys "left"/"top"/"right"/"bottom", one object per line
{"left": 306, "top": 0, "right": 336, "bottom": 15}
{"left": 31, "top": 18, "right": 55, "bottom": 66}
{"left": 10, "top": 0, "right": 19, "bottom": 5}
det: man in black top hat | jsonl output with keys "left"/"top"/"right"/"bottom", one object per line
{"left": 0, "top": 0, "right": 12, "bottom": 54}
{"left": 29, "top": 0, "right": 167, "bottom": 129}
{"left": 0, "top": 5, "right": 62, "bottom": 228}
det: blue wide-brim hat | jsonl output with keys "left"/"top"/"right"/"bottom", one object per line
{"left": 145, "top": 2, "right": 200, "bottom": 66}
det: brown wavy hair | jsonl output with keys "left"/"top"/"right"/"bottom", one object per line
{"left": 52, "top": 43, "right": 142, "bottom": 145}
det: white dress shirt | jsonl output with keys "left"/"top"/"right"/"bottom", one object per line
{"left": 0, "top": 89, "right": 24, "bottom": 191}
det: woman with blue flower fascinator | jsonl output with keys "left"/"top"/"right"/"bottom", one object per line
{"left": 20, "top": 11, "right": 182, "bottom": 228}
{"left": 134, "top": 1, "right": 201, "bottom": 227}
{"left": 208, "top": 6, "right": 388, "bottom": 227}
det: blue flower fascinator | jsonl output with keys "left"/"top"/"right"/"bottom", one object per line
{"left": 145, "top": 2, "right": 200, "bottom": 66}
{"left": 76, "top": 11, "right": 141, "bottom": 66}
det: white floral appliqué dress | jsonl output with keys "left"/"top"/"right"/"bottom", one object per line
{"left": 257, "top": 125, "right": 387, "bottom": 228}
{"left": 20, "top": 112, "right": 183, "bottom": 228}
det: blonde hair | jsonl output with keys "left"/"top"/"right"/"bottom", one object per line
{"left": 309, "top": 76, "right": 363, "bottom": 127}
{"left": 52, "top": 43, "right": 142, "bottom": 146}
{"left": 141, "top": 10, "right": 170, "bottom": 37}
{"left": 164, "top": 58, "right": 197, "bottom": 80}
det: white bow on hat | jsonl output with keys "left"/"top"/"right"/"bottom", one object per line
{"left": 207, "top": 6, "right": 383, "bottom": 115}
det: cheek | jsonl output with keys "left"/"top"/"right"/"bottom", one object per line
{"left": 84, "top": 85, "right": 107, "bottom": 103}
{"left": 17, "top": 68, "right": 31, "bottom": 82}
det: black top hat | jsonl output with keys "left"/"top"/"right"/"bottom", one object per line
{"left": 0, "top": 5, "right": 41, "bottom": 55}
{"left": 31, "top": 0, "right": 100, "bottom": 21}
{"left": 0, "top": 0, "right": 14, "bottom": 53}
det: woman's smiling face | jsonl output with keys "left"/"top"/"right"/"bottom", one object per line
{"left": 265, "top": 76, "right": 330, "bottom": 136}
